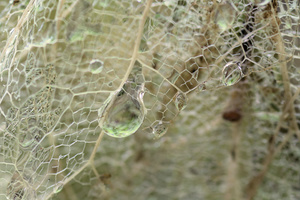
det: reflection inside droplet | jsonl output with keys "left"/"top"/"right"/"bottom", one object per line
{"left": 222, "top": 62, "right": 243, "bottom": 86}
{"left": 174, "top": 92, "right": 187, "bottom": 111}
{"left": 89, "top": 59, "right": 103, "bottom": 74}
{"left": 53, "top": 183, "right": 64, "bottom": 194}
{"left": 99, "top": 63, "right": 145, "bottom": 138}
{"left": 152, "top": 122, "right": 168, "bottom": 139}
{"left": 215, "top": 3, "right": 236, "bottom": 32}
{"left": 198, "top": 83, "right": 206, "bottom": 92}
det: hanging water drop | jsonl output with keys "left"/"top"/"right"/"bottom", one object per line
{"left": 19, "top": 120, "right": 42, "bottom": 148}
{"left": 285, "top": 20, "right": 292, "bottom": 29}
{"left": 175, "top": 91, "right": 187, "bottom": 111}
{"left": 222, "top": 62, "right": 243, "bottom": 86}
{"left": 214, "top": 3, "right": 236, "bottom": 32}
{"left": 99, "top": 63, "right": 145, "bottom": 138}
{"left": 99, "top": 86, "right": 145, "bottom": 138}
{"left": 19, "top": 136, "right": 35, "bottom": 148}
{"left": 89, "top": 59, "right": 103, "bottom": 74}
{"left": 152, "top": 122, "right": 168, "bottom": 139}
{"left": 53, "top": 182, "right": 64, "bottom": 194}
{"left": 198, "top": 83, "right": 206, "bottom": 92}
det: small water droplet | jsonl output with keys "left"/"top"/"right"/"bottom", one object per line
{"left": 170, "top": 70, "right": 180, "bottom": 83}
{"left": 174, "top": 92, "right": 187, "bottom": 111}
{"left": 20, "top": 141, "right": 34, "bottom": 148}
{"left": 53, "top": 183, "right": 64, "bottom": 194}
{"left": 19, "top": 135, "right": 35, "bottom": 148}
{"left": 285, "top": 20, "right": 292, "bottom": 29}
{"left": 152, "top": 122, "right": 168, "bottom": 139}
{"left": 99, "top": 0, "right": 110, "bottom": 8}
{"left": 19, "top": 126, "right": 42, "bottom": 148}
{"left": 215, "top": 3, "right": 236, "bottom": 32}
{"left": 99, "top": 64, "right": 145, "bottom": 138}
{"left": 89, "top": 59, "right": 103, "bottom": 74}
{"left": 4, "top": 47, "right": 16, "bottom": 70}
{"left": 198, "top": 83, "right": 206, "bottom": 91}
{"left": 222, "top": 62, "right": 243, "bottom": 86}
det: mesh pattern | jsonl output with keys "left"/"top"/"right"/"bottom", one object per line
{"left": 0, "top": 0, "right": 299, "bottom": 199}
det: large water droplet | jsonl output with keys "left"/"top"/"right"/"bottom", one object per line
{"left": 222, "top": 62, "right": 243, "bottom": 86}
{"left": 53, "top": 183, "right": 64, "bottom": 194}
{"left": 215, "top": 3, "right": 236, "bottom": 32}
{"left": 152, "top": 122, "right": 168, "bottom": 139}
{"left": 89, "top": 59, "right": 103, "bottom": 74}
{"left": 99, "top": 64, "right": 145, "bottom": 138}
{"left": 175, "top": 92, "right": 187, "bottom": 111}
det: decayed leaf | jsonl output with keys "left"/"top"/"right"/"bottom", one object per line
{"left": 0, "top": 0, "right": 299, "bottom": 200}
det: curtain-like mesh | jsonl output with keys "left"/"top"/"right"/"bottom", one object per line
{"left": 0, "top": 0, "right": 299, "bottom": 199}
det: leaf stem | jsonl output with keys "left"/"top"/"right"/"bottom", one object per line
{"left": 118, "top": 0, "right": 153, "bottom": 91}
{"left": 245, "top": 3, "right": 298, "bottom": 198}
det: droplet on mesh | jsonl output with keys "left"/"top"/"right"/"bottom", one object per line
{"left": 108, "top": 81, "right": 113, "bottom": 87}
{"left": 99, "top": 87, "right": 145, "bottom": 138}
{"left": 152, "top": 122, "right": 168, "bottom": 139}
{"left": 53, "top": 183, "right": 64, "bottom": 194}
{"left": 19, "top": 124, "right": 42, "bottom": 148}
{"left": 175, "top": 91, "right": 187, "bottom": 111}
{"left": 99, "top": 64, "right": 145, "bottom": 138}
{"left": 285, "top": 20, "right": 292, "bottom": 29}
{"left": 222, "top": 62, "right": 243, "bottom": 86}
{"left": 4, "top": 46, "right": 16, "bottom": 71}
{"left": 215, "top": 3, "right": 236, "bottom": 32}
{"left": 19, "top": 132, "right": 40, "bottom": 148}
{"left": 20, "top": 137, "right": 35, "bottom": 148}
{"left": 89, "top": 59, "right": 103, "bottom": 74}
{"left": 198, "top": 83, "right": 206, "bottom": 92}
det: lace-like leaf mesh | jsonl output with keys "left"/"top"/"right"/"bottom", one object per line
{"left": 0, "top": 0, "right": 299, "bottom": 199}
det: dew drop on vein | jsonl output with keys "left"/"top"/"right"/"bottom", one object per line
{"left": 175, "top": 91, "right": 187, "bottom": 111}
{"left": 98, "top": 64, "right": 145, "bottom": 138}
{"left": 152, "top": 122, "right": 168, "bottom": 139}
{"left": 89, "top": 59, "right": 103, "bottom": 74}
{"left": 222, "top": 62, "right": 243, "bottom": 86}
{"left": 53, "top": 182, "right": 64, "bottom": 194}
{"left": 198, "top": 83, "right": 206, "bottom": 92}
{"left": 214, "top": 2, "right": 236, "bottom": 33}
